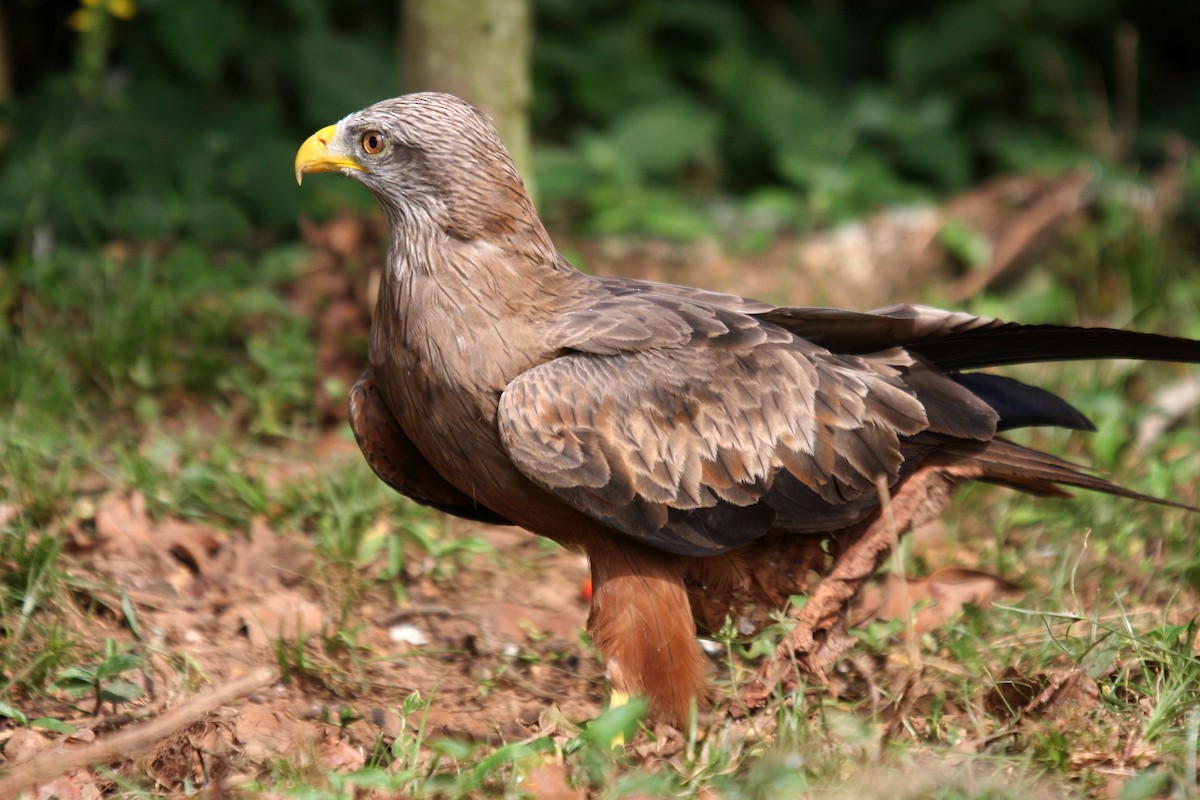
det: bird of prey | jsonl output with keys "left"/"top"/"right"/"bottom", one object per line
{"left": 296, "top": 93, "right": 1200, "bottom": 726}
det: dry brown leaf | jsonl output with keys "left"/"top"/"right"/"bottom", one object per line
{"left": 139, "top": 718, "right": 232, "bottom": 791}
{"left": 155, "top": 518, "right": 225, "bottom": 578}
{"left": 232, "top": 516, "right": 312, "bottom": 589}
{"left": 227, "top": 590, "right": 326, "bottom": 647}
{"left": 317, "top": 734, "right": 366, "bottom": 772}
{"left": 986, "top": 665, "right": 1100, "bottom": 722}
{"left": 234, "top": 705, "right": 315, "bottom": 763}
{"left": 23, "top": 769, "right": 102, "bottom": 800}
{"left": 87, "top": 492, "right": 229, "bottom": 600}
{"left": 985, "top": 666, "right": 1041, "bottom": 721}
{"left": 858, "top": 567, "right": 1021, "bottom": 634}
{"left": 94, "top": 492, "right": 154, "bottom": 554}
{"left": 520, "top": 762, "right": 583, "bottom": 800}
{"left": 1027, "top": 667, "right": 1101, "bottom": 718}
{"left": 630, "top": 722, "right": 685, "bottom": 760}
{"left": 3, "top": 728, "right": 52, "bottom": 765}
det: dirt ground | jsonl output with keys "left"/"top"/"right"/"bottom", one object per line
{"left": 7, "top": 463, "right": 615, "bottom": 794}
{"left": 1, "top": 436, "right": 1047, "bottom": 796}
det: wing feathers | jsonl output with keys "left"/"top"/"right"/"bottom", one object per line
{"left": 496, "top": 289, "right": 1191, "bottom": 556}
{"left": 498, "top": 321, "right": 937, "bottom": 554}
{"left": 348, "top": 373, "right": 512, "bottom": 525}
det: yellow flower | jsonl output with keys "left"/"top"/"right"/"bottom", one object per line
{"left": 67, "top": 8, "right": 97, "bottom": 31}
{"left": 107, "top": 0, "right": 136, "bottom": 19}
{"left": 68, "top": 0, "right": 135, "bottom": 30}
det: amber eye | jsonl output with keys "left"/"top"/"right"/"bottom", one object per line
{"left": 361, "top": 131, "right": 385, "bottom": 155}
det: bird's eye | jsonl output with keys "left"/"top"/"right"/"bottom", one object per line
{"left": 361, "top": 131, "right": 385, "bottom": 155}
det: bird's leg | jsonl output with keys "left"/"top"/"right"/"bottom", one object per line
{"left": 746, "top": 522, "right": 891, "bottom": 704}
{"left": 739, "top": 468, "right": 959, "bottom": 713}
{"left": 586, "top": 540, "right": 708, "bottom": 729}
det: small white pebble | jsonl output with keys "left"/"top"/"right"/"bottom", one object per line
{"left": 389, "top": 623, "right": 428, "bottom": 646}
{"left": 501, "top": 642, "right": 521, "bottom": 657}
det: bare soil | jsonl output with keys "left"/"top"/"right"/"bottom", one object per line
{"left": 2, "top": 443, "right": 625, "bottom": 796}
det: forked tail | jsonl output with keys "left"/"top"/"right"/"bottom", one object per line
{"left": 939, "top": 438, "right": 1199, "bottom": 512}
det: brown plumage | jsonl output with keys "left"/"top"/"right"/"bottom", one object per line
{"left": 296, "top": 93, "right": 1200, "bottom": 725}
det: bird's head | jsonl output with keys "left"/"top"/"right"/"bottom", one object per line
{"left": 295, "top": 93, "right": 543, "bottom": 243}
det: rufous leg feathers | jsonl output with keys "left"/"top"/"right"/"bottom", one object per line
{"left": 586, "top": 541, "right": 709, "bottom": 727}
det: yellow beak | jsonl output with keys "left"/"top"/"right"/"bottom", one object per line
{"left": 294, "top": 124, "right": 365, "bottom": 185}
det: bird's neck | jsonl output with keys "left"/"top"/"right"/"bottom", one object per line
{"left": 382, "top": 203, "right": 574, "bottom": 298}
{"left": 371, "top": 220, "right": 580, "bottom": 399}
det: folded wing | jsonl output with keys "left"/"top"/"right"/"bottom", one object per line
{"left": 497, "top": 298, "right": 999, "bottom": 556}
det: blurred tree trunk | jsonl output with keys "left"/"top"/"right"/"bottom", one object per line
{"left": 401, "top": 0, "right": 535, "bottom": 197}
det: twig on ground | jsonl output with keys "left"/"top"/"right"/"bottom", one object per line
{"left": 0, "top": 666, "right": 277, "bottom": 798}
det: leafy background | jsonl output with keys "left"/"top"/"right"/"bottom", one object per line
{"left": 5, "top": 0, "right": 1200, "bottom": 250}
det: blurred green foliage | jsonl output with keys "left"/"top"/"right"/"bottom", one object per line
{"left": 3, "top": 0, "right": 1198, "bottom": 250}
{"left": 532, "top": 0, "right": 1200, "bottom": 234}
{"left": 2, "top": 0, "right": 394, "bottom": 255}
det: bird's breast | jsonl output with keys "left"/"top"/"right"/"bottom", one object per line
{"left": 370, "top": 276, "right": 565, "bottom": 504}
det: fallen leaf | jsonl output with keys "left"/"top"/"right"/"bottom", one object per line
{"left": 3, "top": 728, "right": 52, "bottom": 764}
{"left": 985, "top": 666, "right": 1040, "bottom": 721}
{"left": 985, "top": 666, "right": 1100, "bottom": 721}
{"left": 234, "top": 706, "right": 311, "bottom": 763}
{"left": 520, "top": 762, "right": 582, "bottom": 800}
{"left": 859, "top": 567, "right": 1021, "bottom": 633}
{"left": 30, "top": 769, "right": 102, "bottom": 800}
{"left": 227, "top": 591, "right": 326, "bottom": 648}
{"left": 317, "top": 734, "right": 365, "bottom": 772}
{"left": 94, "top": 492, "right": 153, "bottom": 554}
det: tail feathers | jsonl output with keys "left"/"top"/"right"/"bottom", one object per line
{"left": 909, "top": 325, "right": 1200, "bottom": 371}
{"left": 939, "top": 438, "right": 1200, "bottom": 513}
{"left": 951, "top": 372, "right": 1095, "bottom": 433}
{"left": 761, "top": 304, "right": 1200, "bottom": 371}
